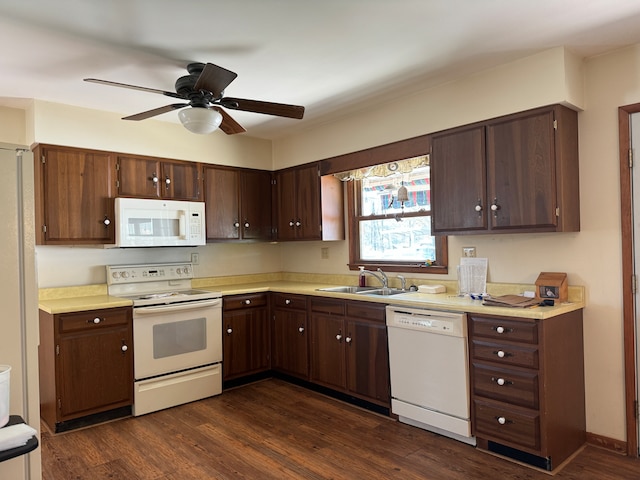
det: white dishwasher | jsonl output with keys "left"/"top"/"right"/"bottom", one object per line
{"left": 386, "top": 305, "right": 475, "bottom": 445}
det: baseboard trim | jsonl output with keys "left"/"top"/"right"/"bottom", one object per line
{"left": 586, "top": 432, "right": 628, "bottom": 455}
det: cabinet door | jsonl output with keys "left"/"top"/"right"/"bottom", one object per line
{"left": 295, "top": 164, "right": 322, "bottom": 240}
{"left": 204, "top": 166, "right": 240, "bottom": 240}
{"left": 486, "top": 109, "right": 557, "bottom": 231}
{"left": 223, "top": 307, "right": 270, "bottom": 380}
{"left": 272, "top": 308, "right": 308, "bottom": 378}
{"left": 309, "top": 313, "right": 346, "bottom": 390}
{"left": 275, "top": 168, "right": 298, "bottom": 240}
{"left": 57, "top": 326, "right": 132, "bottom": 420}
{"left": 431, "top": 125, "right": 486, "bottom": 233}
{"left": 117, "top": 155, "right": 161, "bottom": 198}
{"left": 241, "top": 169, "right": 273, "bottom": 240}
{"left": 40, "top": 147, "right": 116, "bottom": 244}
{"left": 162, "top": 160, "right": 201, "bottom": 200}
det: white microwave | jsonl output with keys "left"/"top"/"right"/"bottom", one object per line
{"left": 115, "top": 198, "right": 206, "bottom": 247}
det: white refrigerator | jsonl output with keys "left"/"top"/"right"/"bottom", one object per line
{"left": 0, "top": 144, "right": 41, "bottom": 480}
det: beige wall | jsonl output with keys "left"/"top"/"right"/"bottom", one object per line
{"left": 272, "top": 46, "right": 631, "bottom": 442}
{"left": 0, "top": 42, "right": 635, "bottom": 451}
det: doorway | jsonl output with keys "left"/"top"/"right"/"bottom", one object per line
{"left": 618, "top": 103, "right": 640, "bottom": 457}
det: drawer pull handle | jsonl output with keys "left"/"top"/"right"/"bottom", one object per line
{"left": 493, "top": 350, "right": 512, "bottom": 358}
{"left": 244, "top": 299, "right": 251, "bottom": 305}
{"left": 493, "top": 326, "right": 513, "bottom": 334}
{"left": 89, "top": 317, "right": 102, "bottom": 324}
{"left": 495, "top": 416, "right": 512, "bottom": 425}
{"left": 491, "top": 376, "right": 513, "bottom": 386}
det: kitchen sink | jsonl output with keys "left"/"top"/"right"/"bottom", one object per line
{"left": 316, "top": 286, "right": 378, "bottom": 294}
{"left": 316, "top": 286, "right": 406, "bottom": 296}
{"left": 361, "top": 288, "right": 406, "bottom": 296}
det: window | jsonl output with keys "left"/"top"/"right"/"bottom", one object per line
{"left": 344, "top": 156, "right": 448, "bottom": 274}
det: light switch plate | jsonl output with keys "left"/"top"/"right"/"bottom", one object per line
{"left": 462, "top": 247, "right": 476, "bottom": 257}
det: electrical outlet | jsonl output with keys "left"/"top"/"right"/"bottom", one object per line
{"left": 321, "top": 247, "right": 329, "bottom": 259}
{"left": 462, "top": 247, "right": 476, "bottom": 258}
{"left": 191, "top": 253, "right": 200, "bottom": 265}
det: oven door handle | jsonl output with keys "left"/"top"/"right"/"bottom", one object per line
{"left": 134, "top": 299, "right": 221, "bottom": 314}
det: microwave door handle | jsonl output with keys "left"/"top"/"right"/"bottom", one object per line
{"left": 135, "top": 299, "right": 221, "bottom": 314}
{"left": 178, "top": 210, "right": 187, "bottom": 239}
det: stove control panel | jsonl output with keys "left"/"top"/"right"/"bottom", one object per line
{"left": 107, "top": 263, "right": 194, "bottom": 285}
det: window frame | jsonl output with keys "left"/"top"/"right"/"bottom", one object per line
{"left": 346, "top": 179, "right": 448, "bottom": 274}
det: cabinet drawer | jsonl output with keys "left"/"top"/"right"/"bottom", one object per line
{"left": 472, "top": 363, "right": 539, "bottom": 409}
{"left": 58, "top": 308, "right": 130, "bottom": 333}
{"left": 473, "top": 398, "right": 540, "bottom": 451}
{"left": 272, "top": 293, "right": 307, "bottom": 310}
{"left": 310, "top": 298, "right": 345, "bottom": 316}
{"left": 223, "top": 293, "right": 268, "bottom": 311}
{"left": 346, "top": 301, "right": 385, "bottom": 323}
{"left": 472, "top": 340, "right": 539, "bottom": 369}
{"left": 469, "top": 316, "right": 538, "bottom": 344}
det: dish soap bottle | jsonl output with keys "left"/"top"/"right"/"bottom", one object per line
{"left": 358, "top": 266, "right": 366, "bottom": 287}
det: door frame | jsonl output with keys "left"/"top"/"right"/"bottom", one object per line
{"left": 619, "top": 103, "right": 639, "bottom": 457}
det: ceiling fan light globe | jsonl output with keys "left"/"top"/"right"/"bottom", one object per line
{"left": 178, "top": 107, "right": 223, "bottom": 134}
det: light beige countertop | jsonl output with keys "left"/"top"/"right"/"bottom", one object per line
{"left": 39, "top": 273, "right": 585, "bottom": 319}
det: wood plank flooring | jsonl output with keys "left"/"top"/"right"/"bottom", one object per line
{"left": 41, "top": 379, "right": 639, "bottom": 479}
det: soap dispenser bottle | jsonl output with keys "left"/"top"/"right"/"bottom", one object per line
{"left": 358, "top": 266, "right": 366, "bottom": 287}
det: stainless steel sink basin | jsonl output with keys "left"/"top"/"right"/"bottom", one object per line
{"left": 361, "top": 287, "right": 406, "bottom": 296}
{"left": 316, "top": 286, "right": 378, "bottom": 294}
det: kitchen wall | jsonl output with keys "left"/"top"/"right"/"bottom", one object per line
{"left": 0, "top": 43, "right": 634, "bottom": 446}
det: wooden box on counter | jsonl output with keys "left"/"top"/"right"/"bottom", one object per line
{"left": 535, "top": 272, "right": 567, "bottom": 303}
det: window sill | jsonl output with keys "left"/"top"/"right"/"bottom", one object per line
{"left": 348, "top": 263, "right": 448, "bottom": 275}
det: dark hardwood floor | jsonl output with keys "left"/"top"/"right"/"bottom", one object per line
{"left": 41, "top": 379, "right": 639, "bottom": 479}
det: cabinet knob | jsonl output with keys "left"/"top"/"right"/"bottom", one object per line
{"left": 298, "top": 326, "right": 304, "bottom": 334}
{"left": 494, "top": 350, "right": 511, "bottom": 358}
{"left": 244, "top": 299, "right": 251, "bottom": 305}
{"left": 289, "top": 220, "right": 295, "bottom": 227}
{"left": 234, "top": 221, "right": 240, "bottom": 228}
{"left": 474, "top": 202, "right": 482, "bottom": 213}
{"left": 490, "top": 198, "right": 500, "bottom": 216}
{"left": 496, "top": 416, "right": 507, "bottom": 425}
{"left": 496, "top": 326, "right": 505, "bottom": 334}
{"left": 165, "top": 176, "right": 171, "bottom": 186}
{"left": 345, "top": 336, "right": 352, "bottom": 344}
{"left": 295, "top": 220, "right": 301, "bottom": 227}
{"left": 103, "top": 216, "right": 111, "bottom": 226}
{"left": 226, "top": 327, "right": 233, "bottom": 334}
{"left": 152, "top": 173, "right": 159, "bottom": 184}
{"left": 336, "top": 334, "right": 342, "bottom": 341}
{"left": 121, "top": 345, "right": 128, "bottom": 352}
{"left": 244, "top": 222, "right": 250, "bottom": 228}
{"left": 89, "top": 317, "right": 102, "bottom": 324}
{"left": 285, "top": 299, "right": 291, "bottom": 305}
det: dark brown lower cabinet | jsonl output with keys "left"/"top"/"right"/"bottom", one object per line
{"left": 222, "top": 293, "right": 270, "bottom": 381}
{"left": 310, "top": 298, "right": 389, "bottom": 407}
{"left": 38, "top": 307, "right": 133, "bottom": 432}
{"left": 271, "top": 293, "right": 309, "bottom": 379}
{"left": 469, "top": 310, "right": 585, "bottom": 470}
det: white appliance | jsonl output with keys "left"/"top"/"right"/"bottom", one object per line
{"left": 107, "top": 262, "right": 222, "bottom": 416}
{"left": 386, "top": 306, "right": 475, "bottom": 446}
{"left": 114, "top": 197, "right": 206, "bottom": 247}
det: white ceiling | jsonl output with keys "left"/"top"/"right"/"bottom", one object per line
{"left": 2, "top": 0, "right": 640, "bottom": 139}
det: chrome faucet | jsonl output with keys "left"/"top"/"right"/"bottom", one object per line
{"left": 360, "top": 268, "right": 388, "bottom": 288}
{"left": 396, "top": 274, "right": 406, "bottom": 291}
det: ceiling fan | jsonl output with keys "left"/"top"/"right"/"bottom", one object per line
{"left": 84, "top": 62, "right": 305, "bottom": 135}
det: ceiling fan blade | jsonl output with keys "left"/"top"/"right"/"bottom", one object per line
{"left": 221, "top": 97, "right": 305, "bottom": 119}
{"left": 194, "top": 63, "right": 238, "bottom": 98}
{"left": 84, "top": 78, "right": 183, "bottom": 100}
{"left": 215, "top": 108, "right": 246, "bottom": 135}
{"left": 123, "top": 104, "right": 188, "bottom": 121}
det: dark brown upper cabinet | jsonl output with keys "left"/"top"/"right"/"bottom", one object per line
{"left": 117, "top": 155, "right": 202, "bottom": 201}
{"left": 203, "top": 165, "right": 273, "bottom": 241}
{"left": 430, "top": 104, "right": 579, "bottom": 235}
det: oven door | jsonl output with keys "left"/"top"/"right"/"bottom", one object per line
{"left": 133, "top": 298, "right": 222, "bottom": 380}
